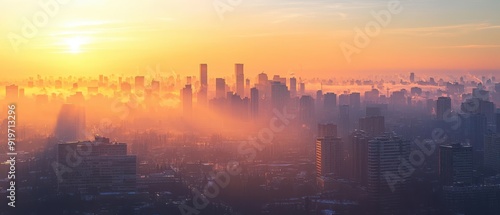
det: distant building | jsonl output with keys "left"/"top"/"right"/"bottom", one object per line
{"left": 439, "top": 143, "right": 473, "bottom": 185}
{"left": 359, "top": 116, "right": 385, "bottom": 136}
{"left": 367, "top": 134, "right": 410, "bottom": 214}
{"left": 318, "top": 124, "right": 337, "bottom": 138}
{"left": 135, "top": 76, "right": 145, "bottom": 91}
{"left": 290, "top": 77, "right": 297, "bottom": 98}
{"left": 484, "top": 132, "right": 500, "bottom": 173}
{"left": 497, "top": 112, "right": 500, "bottom": 133}
{"left": 54, "top": 104, "right": 86, "bottom": 142}
{"left": 443, "top": 184, "right": 500, "bottom": 214}
{"left": 366, "top": 106, "right": 381, "bottom": 117}
{"left": 436, "top": 97, "right": 451, "bottom": 120}
{"left": 299, "top": 95, "right": 315, "bottom": 126}
{"left": 350, "top": 130, "right": 369, "bottom": 185}
{"left": 299, "top": 83, "right": 305, "bottom": 96}
{"left": 339, "top": 105, "right": 350, "bottom": 138}
{"left": 198, "top": 64, "right": 208, "bottom": 104}
{"left": 271, "top": 81, "right": 289, "bottom": 110}
{"left": 5, "top": 84, "right": 19, "bottom": 101}
{"left": 235, "top": 64, "right": 244, "bottom": 97}
{"left": 182, "top": 85, "right": 192, "bottom": 116}
{"left": 323, "top": 93, "right": 337, "bottom": 121}
{"left": 216, "top": 78, "right": 226, "bottom": 99}
{"left": 57, "top": 136, "right": 137, "bottom": 194}
{"left": 250, "top": 87, "right": 259, "bottom": 119}
{"left": 316, "top": 136, "right": 342, "bottom": 177}
{"left": 339, "top": 94, "right": 349, "bottom": 106}
{"left": 349, "top": 93, "right": 361, "bottom": 111}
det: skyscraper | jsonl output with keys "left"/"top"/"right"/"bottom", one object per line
{"left": 410, "top": 72, "right": 415, "bottom": 83}
{"left": 235, "top": 64, "right": 244, "bottom": 96}
{"left": 439, "top": 143, "right": 473, "bottom": 185}
{"left": 258, "top": 72, "right": 268, "bottom": 86}
{"left": 135, "top": 76, "right": 145, "bottom": 91}
{"left": 339, "top": 94, "right": 349, "bottom": 106}
{"left": 299, "top": 95, "right": 315, "bottom": 125}
{"left": 318, "top": 124, "right": 337, "bottom": 138}
{"left": 316, "top": 90, "right": 323, "bottom": 114}
{"left": 271, "top": 81, "right": 289, "bottom": 110}
{"left": 57, "top": 136, "right": 136, "bottom": 194}
{"left": 250, "top": 87, "right": 259, "bottom": 119}
{"left": 349, "top": 92, "right": 361, "bottom": 111}
{"left": 323, "top": 93, "right": 337, "bottom": 121}
{"left": 496, "top": 112, "right": 500, "bottom": 133}
{"left": 350, "top": 130, "right": 369, "bottom": 185}
{"left": 367, "top": 134, "right": 411, "bottom": 214}
{"left": 366, "top": 106, "right": 382, "bottom": 117}
{"left": 200, "top": 64, "right": 208, "bottom": 89}
{"left": 5, "top": 84, "right": 18, "bottom": 101}
{"left": 216, "top": 78, "right": 226, "bottom": 99}
{"left": 316, "top": 135, "right": 342, "bottom": 177}
{"left": 484, "top": 132, "right": 500, "bottom": 173}
{"left": 199, "top": 64, "right": 208, "bottom": 105}
{"left": 182, "top": 85, "right": 192, "bottom": 115}
{"left": 359, "top": 116, "right": 385, "bottom": 136}
{"left": 299, "top": 83, "right": 305, "bottom": 96}
{"left": 290, "top": 77, "right": 297, "bottom": 98}
{"left": 436, "top": 97, "right": 451, "bottom": 120}
{"left": 339, "top": 105, "right": 350, "bottom": 138}
{"left": 151, "top": 80, "right": 160, "bottom": 94}
{"left": 54, "top": 104, "right": 86, "bottom": 142}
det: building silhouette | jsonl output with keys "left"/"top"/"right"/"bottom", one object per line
{"left": 439, "top": 143, "right": 473, "bottom": 185}
{"left": 367, "top": 134, "right": 410, "bottom": 214}
{"left": 54, "top": 104, "right": 86, "bottom": 142}
{"left": 235, "top": 64, "right": 244, "bottom": 97}
{"left": 57, "top": 136, "right": 137, "bottom": 194}
{"left": 216, "top": 78, "right": 226, "bottom": 99}
{"left": 436, "top": 97, "right": 451, "bottom": 120}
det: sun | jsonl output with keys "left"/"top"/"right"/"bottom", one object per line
{"left": 65, "top": 37, "right": 88, "bottom": 54}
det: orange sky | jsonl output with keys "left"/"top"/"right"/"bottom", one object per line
{"left": 1, "top": 0, "right": 499, "bottom": 79}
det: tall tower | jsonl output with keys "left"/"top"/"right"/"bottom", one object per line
{"left": 367, "top": 134, "right": 410, "bottom": 214}
{"left": 216, "top": 78, "right": 226, "bottom": 99}
{"left": 339, "top": 105, "right": 350, "bottom": 138}
{"left": 359, "top": 116, "right": 385, "bottom": 136}
{"left": 484, "top": 133, "right": 500, "bottom": 173}
{"left": 182, "top": 85, "right": 193, "bottom": 116}
{"left": 271, "top": 81, "right": 289, "bottom": 110}
{"left": 54, "top": 104, "right": 86, "bottom": 142}
{"left": 199, "top": 64, "right": 208, "bottom": 105}
{"left": 250, "top": 87, "right": 259, "bottom": 120}
{"left": 324, "top": 93, "right": 337, "bottom": 121}
{"left": 439, "top": 143, "right": 473, "bottom": 185}
{"left": 235, "top": 64, "right": 244, "bottom": 97}
{"left": 290, "top": 77, "right": 297, "bottom": 98}
{"left": 134, "top": 76, "right": 145, "bottom": 91}
{"left": 350, "top": 130, "right": 369, "bottom": 185}
{"left": 316, "top": 131, "right": 342, "bottom": 177}
{"left": 5, "top": 85, "right": 19, "bottom": 101}
{"left": 436, "top": 97, "right": 451, "bottom": 120}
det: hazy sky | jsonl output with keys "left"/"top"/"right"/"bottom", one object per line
{"left": 1, "top": 0, "right": 499, "bottom": 79}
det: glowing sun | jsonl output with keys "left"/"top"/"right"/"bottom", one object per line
{"left": 65, "top": 37, "right": 88, "bottom": 54}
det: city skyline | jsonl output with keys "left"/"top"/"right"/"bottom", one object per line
{"left": 2, "top": 1, "right": 500, "bottom": 214}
